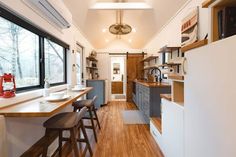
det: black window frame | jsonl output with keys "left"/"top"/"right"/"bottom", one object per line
{"left": 0, "top": 5, "right": 69, "bottom": 92}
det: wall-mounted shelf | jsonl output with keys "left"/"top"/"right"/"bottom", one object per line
{"left": 202, "top": 0, "right": 216, "bottom": 8}
{"left": 143, "top": 66, "right": 159, "bottom": 71}
{"left": 86, "top": 56, "right": 98, "bottom": 62}
{"left": 202, "top": 0, "right": 236, "bottom": 42}
{"left": 86, "top": 67, "right": 98, "bottom": 70}
{"left": 159, "top": 63, "right": 181, "bottom": 67}
{"left": 168, "top": 74, "right": 184, "bottom": 81}
{"left": 202, "top": 0, "right": 235, "bottom": 8}
{"left": 181, "top": 39, "right": 208, "bottom": 53}
{"left": 158, "top": 46, "right": 181, "bottom": 53}
{"left": 141, "top": 56, "right": 159, "bottom": 63}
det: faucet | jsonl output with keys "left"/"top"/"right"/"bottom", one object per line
{"left": 150, "top": 68, "right": 162, "bottom": 82}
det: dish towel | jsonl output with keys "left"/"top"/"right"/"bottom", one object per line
{"left": 0, "top": 115, "right": 7, "bottom": 157}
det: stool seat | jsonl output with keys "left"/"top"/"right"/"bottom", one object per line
{"left": 42, "top": 107, "right": 93, "bottom": 157}
{"left": 72, "top": 99, "right": 93, "bottom": 108}
{"left": 43, "top": 112, "right": 79, "bottom": 130}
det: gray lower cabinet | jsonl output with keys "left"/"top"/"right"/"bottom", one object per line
{"left": 86, "top": 79, "right": 105, "bottom": 108}
{"left": 135, "top": 82, "right": 171, "bottom": 122}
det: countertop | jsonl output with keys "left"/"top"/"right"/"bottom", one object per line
{"left": 0, "top": 87, "right": 92, "bottom": 117}
{"left": 134, "top": 80, "right": 171, "bottom": 88}
{"left": 86, "top": 79, "right": 107, "bottom": 81}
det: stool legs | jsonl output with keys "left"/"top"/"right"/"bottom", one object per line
{"left": 92, "top": 107, "right": 101, "bottom": 129}
{"left": 42, "top": 129, "right": 50, "bottom": 157}
{"left": 70, "top": 127, "right": 79, "bottom": 157}
{"left": 58, "top": 131, "right": 63, "bottom": 157}
{"left": 80, "top": 121, "right": 93, "bottom": 156}
{"left": 88, "top": 107, "right": 98, "bottom": 142}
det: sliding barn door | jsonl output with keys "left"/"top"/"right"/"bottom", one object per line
{"left": 126, "top": 54, "right": 144, "bottom": 102}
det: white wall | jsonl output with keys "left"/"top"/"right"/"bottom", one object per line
{"left": 140, "top": 0, "right": 211, "bottom": 79}
{"left": 0, "top": 0, "right": 94, "bottom": 86}
{"left": 145, "top": 0, "right": 210, "bottom": 54}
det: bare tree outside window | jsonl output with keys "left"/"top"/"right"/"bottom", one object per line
{"left": 44, "top": 39, "right": 65, "bottom": 84}
{"left": 0, "top": 17, "right": 39, "bottom": 88}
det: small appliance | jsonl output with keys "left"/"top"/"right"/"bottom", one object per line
{"left": 0, "top": 73, "right": 16, "bottom": 98}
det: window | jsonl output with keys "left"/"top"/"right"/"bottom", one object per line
{"left": 45, "top": 39, "right": 66, "bottom": 84}
{"left": 0, "top": 6, "right": 69, "bottom": 91}
{"left": 0, "top": 17, "right": 40, "bottom": 88}
{"left": 75, "top": 44, "right": 83, "bottom": 84}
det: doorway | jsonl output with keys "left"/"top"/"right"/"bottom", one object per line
{"left": 110, "top": 56, "right": 126, "bottom": 101}
{"left": 126, "top": 54, "right": 144, "bottom": 102}
{"left": 75, "top": 43, "right": 84, "bottom": 85}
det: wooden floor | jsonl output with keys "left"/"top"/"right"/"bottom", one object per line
{"left": 69, "top": 101, "right": 163, "bottom": 157}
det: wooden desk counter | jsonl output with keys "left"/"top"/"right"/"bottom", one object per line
{"left": 0, "top": 87, "right": 92, "bottom": 117}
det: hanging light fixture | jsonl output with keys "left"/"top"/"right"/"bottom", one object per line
{"left": 109, "top": 23, "right": 132, "bottom": 35}
{"left": 109, "top": 9, "right": 132, "bottom": 35}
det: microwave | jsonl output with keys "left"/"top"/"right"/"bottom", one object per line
{"left": 218, "top": 7, "right": 236, "bottom": 39}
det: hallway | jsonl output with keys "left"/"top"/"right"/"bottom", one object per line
{"left": 93, "top": 101, "right": 163, "bottom": 157}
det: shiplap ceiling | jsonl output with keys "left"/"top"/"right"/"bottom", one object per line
{"left": 64, "top": 0, "right": 188, "bottom": 49}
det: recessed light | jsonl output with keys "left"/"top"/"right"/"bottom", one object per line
{"left": 128, "top": 39, "right": 132, "bottom": 43}
{"left": 90, "top": 2, "right": 152, "bottom": 10}
{"left": 105, "top": 39, "right": 109, "bottom": 43}
{"left": 132, "top": 28, "right": 136, "bottom": 33}
{"left": 102, "top": 28, "right": 106, "bottom": 33}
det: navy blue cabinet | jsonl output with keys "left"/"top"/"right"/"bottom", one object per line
{"left": 86, "top": 79, "right": 106, "bottom": 108}
{"left": 135, "top": 82, "right": 171, "bottom": 122}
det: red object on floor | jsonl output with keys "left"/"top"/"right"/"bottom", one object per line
{"left": 0, "top": 73, "right": 16, "bottom": 98}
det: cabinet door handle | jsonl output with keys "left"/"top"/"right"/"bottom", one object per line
{"left": 183, "top": 57, "right": 187, "bottom": 75}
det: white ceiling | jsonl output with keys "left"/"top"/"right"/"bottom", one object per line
{"left": 64, "top": 0, "right": 188, "bottom": 49}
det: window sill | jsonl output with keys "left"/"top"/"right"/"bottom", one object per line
{"left": 0, "top": 84, "right": 67, "bottom": 109}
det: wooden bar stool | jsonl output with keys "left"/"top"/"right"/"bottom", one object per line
{"left": 42, "top": 107, "right": 93, "bottom": 157}
{"left": 72, "top": 96, "right": 101, "bottom": 142}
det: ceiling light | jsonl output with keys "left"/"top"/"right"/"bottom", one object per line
{"left": 102, "top": 28, "right": 106, "bottom": 33}
{"left": 128, "top": 39, "right": 132, "bottom": 43}
{"left": 132, "top": 28, "right": 136, "bottom": 33}
{"left": 109, "top": 23, "right": 132, "bottom": 35}
{"left": 90, "top": 2, "right": 152, "bottom": 10}
{"left": 105, "top": 39, "right": 109, "bottom": 43}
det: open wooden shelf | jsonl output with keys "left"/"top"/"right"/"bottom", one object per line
{"left": 168, "top": 74, "right": 184, "bottom": 81}
{"left": 172, "top": 81, "right": 184, "bottom": 103}
{"left": 158, "top": 63, "right": 181, "bottom": 68}
{"left": 202, "top": 0, "right": 216, "bottom": 8}
{"left": 143, "top": 66, "right": 159, "bottom": 71}
{"left": 158, "top": 46, "right": 181, "bottom": 53}
{"left": 202, "top": 0, "right": 236, "bottom": 8}
{"left": 202, "top": 0, "right": 236, "bottom": 42}
{"left": 181, "top": 39, "right": 208, "bottom": 53}
{"left": 160, "top": 94, "right": 172, "bottom": 101}
{"left": 141, "top": 56, "right": 159, "bottom": 63}
{"left": 86, "top": 67, "right": 98, "bottom": 70}
{"left": 150, "top": 117, "right": 162, "bottom": 134}
{"left": 86, "top": 56, "right": 98, "bottom": 62}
